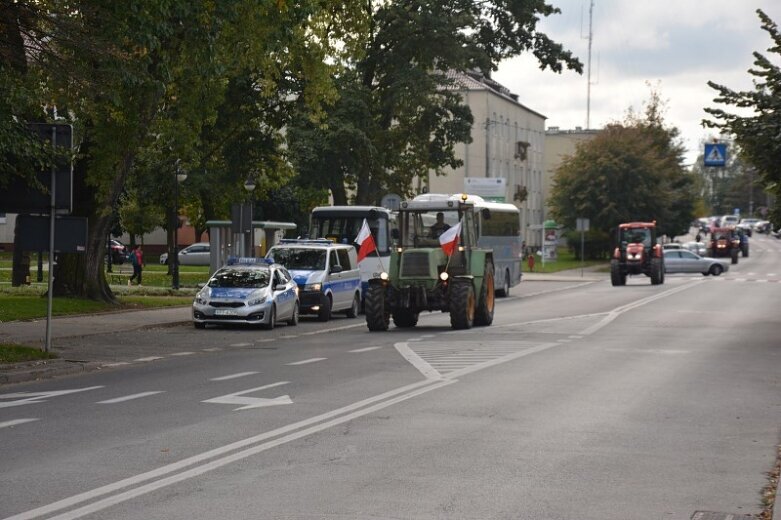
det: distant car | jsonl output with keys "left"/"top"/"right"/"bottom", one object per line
{"left": 737, "top": 218, "right": 758, "bottom": 237}
{"left": 754, "top": 220, "right": 772, "bottom": 233}
{"left": 192, "top": 258, "right": 299, "bottom": 329}
{"left": 106, "top": 239, "right": 128, "bottom": 264}
{"left": 682, "top": 241, "right": 707, "bottom": 256}
{"left": 160, "top": 242, "right": 210, "bottom": 266}
{"left": 720, "top": 215, "right": 739, "bottom": 228}
{"left": 663, "top": 249, "right": 730, "bottom": 276}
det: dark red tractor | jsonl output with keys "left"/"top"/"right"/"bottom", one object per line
{"left": 610, "top": 222, "right": 665, "bottom": 286}
{"left": 708, "top": 227, "right": 740, "bottom": 264}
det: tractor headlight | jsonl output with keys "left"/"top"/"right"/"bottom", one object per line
{"left": 439, "top": 272, "right": 449, "bottom": 281}
{"left": 379, "top": 272, "right": 389, "bottom": 281}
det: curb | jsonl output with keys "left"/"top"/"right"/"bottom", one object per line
{"left": 0, "top": 359, "right": 104, "bottom": 385}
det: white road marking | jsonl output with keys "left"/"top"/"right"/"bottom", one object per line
{"left": 298, "top": 322, "right": 365, "bottom": 336}
{"left": 202, "top": 348, "right": 222, "bottom": 352}
{"left": 202, "top": 382, "right": 292, "bottom": 411}
{"left": 169, "top": 352, "right": 195, "bottom": 357}
{"left": 97, "top": 392, "right": 164, "bottom": 404}
{"left": 229, "top": 343, "right": 252, "bottom": 347}
{"left": 102, "top": 362, "right": 130, "bottom": 368}
{"left": 9, "top": 378, "right": 452, "bottom": 520}
{"left": 133, "top": 356, "right": 163, "bottom": 362}
{"left": 0, "top": 418, "right": 39, "bottom": 429}
{"left": 349, "top": 346, "right": 381, "bottom": 353}
{"left": 286, "top": 357, "right": 326, "bottom": 366}
{"left": 209, "top": 372, "right": 258, "bottom": 381}
{"left": 0, "top": 386, "right": 104, "bottom": 409}
{"left": 757, "top": 279, "right": 768, "bottom": 283}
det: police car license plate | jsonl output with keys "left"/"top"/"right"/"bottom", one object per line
{"left": 215, "top": 309, "right": 238, "bottom": 316}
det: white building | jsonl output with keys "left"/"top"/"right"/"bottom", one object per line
{"left": 425, "top": 71, "right": 546, "bottom": 247}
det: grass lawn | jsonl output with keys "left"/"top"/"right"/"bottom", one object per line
{"left": 525, "top": 247, "right": 609, "bottom": 273}
{"left": 0, "top": 344, "right": 58, "bottom": 363}
{"left": 0, "top": 293, "right": 193, "bottom": 322}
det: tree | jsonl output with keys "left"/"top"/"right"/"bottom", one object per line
{"left": 704, "top": 9, "right": 781, "bottom": 225}
{"left": 549, "top": 89, "right": 695, "bottom": 250}
{"left": 3, "top": 1, "right": 368, "bottom": 302}
{"left": 289, "top": 0, "right": 583, "bottom": 205}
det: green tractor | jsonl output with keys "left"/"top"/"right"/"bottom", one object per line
{"left": 365, "top": 196, "right": 495, "bottom": 331}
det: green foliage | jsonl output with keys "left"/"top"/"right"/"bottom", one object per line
{"left": 549, "top": 86, "right": 695, "bottom": 249}
{"left": 0, "top": 345, "right": 58, "bottom": 364}
{"left": 704, "top": 9, "right": 781, "bottom": 224}
{"left": 289, "top": 0, "right": 582, "bottom": 204}
{"left": 563, "top": 229, "right": 612, "bottom": 260}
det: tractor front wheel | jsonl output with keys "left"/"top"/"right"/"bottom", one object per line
{"left": 610, "top": 259, "right": 626, "bottom": 286}
{"left": 365, "top": 284, "right": 390, "bottom": 331}
{"left": 650, "top": 257, "right": 664, "bottom": 285}
{"left": 450, "top": 280, "right": 475, "bottom": 330}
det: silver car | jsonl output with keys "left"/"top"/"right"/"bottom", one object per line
{"left": 160, "top": 242, "right": 211, "bottom": 266}
{"left": 192, "top": 259, "right": 299, "bottom": 329}
{"left": 663, "top": 249, "right": 730, "bottom": 276}
{"left": 682, "top": 241, "right": 707, "bottom": 256}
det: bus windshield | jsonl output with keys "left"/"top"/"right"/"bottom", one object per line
{"left": 310, "top": 211, "right": 390, "bottom": 255}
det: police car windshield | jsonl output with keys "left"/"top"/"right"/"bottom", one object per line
{"left": 208, "top": 268, "right": 270, "bottom": 289}
{"left": 268, "top": 249, "right": 326, "bottom": 270}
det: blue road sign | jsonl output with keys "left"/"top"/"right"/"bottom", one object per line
{"left": 704, "top": 143, "right": 727, "bottom": 167}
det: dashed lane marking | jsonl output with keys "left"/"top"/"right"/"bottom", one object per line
{"left": 134, "top": 357, "right": 164, "bottom": 362}
{"left": 97, "top": 392, "right": 164, "bottom": 404}
{"left": 285, "top": 358, "right": 327, "bottom": 366}
{"left": 349, "top": 346, "right": 382, "bottom": 353}
{"left": 169, "top": 352, "right": 195, "bottom": 357}
{"left": 209, "top": 372, "right": 259, "bottom": 382}
{"left": 0, "top": 418, "right": 39, "bottom": 429}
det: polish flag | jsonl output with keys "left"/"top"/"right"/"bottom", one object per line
{"left": 439, "top": 219, "right": 462, "bottom": 256}
{"left": 355, "top": 219, "right": 377, "bottom": 262}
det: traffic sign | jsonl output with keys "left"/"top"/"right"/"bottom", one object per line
{"left": 704, "top": 143, "right": 727, "bottom": 167}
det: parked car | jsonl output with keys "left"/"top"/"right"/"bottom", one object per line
{"left": 682, "top": 241, "right": 707, "bottom": 256}
{"left": 160, "top": 242, "right": 211, "bottom": 266}
{"left": 192, "top": 257, "right": 299, "bottom": 329}
{"left": 663, "top": 249, "right": 730, "bottom": 276}
{"left": 738, "top": 218, "right": 759, "bottom": 236}
{"left": 754, "top": 220, "right": 772, "bottom": 233}
{"left": 106, "top": 239, "right": 128, "bottom": 264}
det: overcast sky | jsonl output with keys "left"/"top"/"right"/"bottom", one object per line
{"left": 494, "top": 0, "right": 781, "bottom": 167}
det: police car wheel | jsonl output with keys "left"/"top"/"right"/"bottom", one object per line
{"left": 287, "top": 302, "right": 299, "bottom": 326}
{"left": 264, "top": 305, "right": 276, "bottom": 330}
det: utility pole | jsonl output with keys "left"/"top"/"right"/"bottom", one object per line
{"left": 586, "top": 0, "right": 594, "bottom": 129}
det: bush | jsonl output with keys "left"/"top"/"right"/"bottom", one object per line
{"left": 564, "top": 229, "right": 612, "bottom": 260}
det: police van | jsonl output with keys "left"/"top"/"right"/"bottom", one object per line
{"left": 265, "top": 239, "right": 362, "bottom": 321}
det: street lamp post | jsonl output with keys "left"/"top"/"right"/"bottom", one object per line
{"left": 172, "top": 163, "right": 188, "bottom": 290}
{"left": 243, "top": 177, "right": 256, "bottom": 256}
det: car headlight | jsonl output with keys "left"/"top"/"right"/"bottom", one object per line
{"left": 303, "top": 283, "right": 321, "bottom": 292}
{"left": 248, "top": 296, "right": 267, "bottom": 306}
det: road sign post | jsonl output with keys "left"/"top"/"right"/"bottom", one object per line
{"left": 576, "top": 218, "right": 590, "bottom": 277}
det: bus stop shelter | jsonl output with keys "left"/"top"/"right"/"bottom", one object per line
{"left": 206, "top": 220, "right": 297, "bottom": 274}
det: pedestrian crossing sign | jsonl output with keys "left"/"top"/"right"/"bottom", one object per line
{"left": 704, "top": 143, "right": 727, "bottom": 167}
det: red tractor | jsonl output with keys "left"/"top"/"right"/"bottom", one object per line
{"left": 708, "top": 227, "right": 740, "bottom": 264}
{"left": 610, "top": 222, "right": 665, "bottom": 286}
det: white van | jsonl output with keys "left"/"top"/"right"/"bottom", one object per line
{"left": 266, "top": 239, "right": 362, "bottom": 321}
{"left": 720, "top": 215, "right": 739, "bottom": 228}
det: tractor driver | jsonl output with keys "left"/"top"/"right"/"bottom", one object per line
{"left": 430, "top": 212, "right": 451, "bottom": 239}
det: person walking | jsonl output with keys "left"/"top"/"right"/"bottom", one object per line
{"left": 128, "top": 245, "right": 144, "bottom": 286}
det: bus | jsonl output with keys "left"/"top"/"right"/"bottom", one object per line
{"left": 412, "top": 193, "right": 523, "bottom": 296}
{"left": 309, "top": 206, "right": 394, "bottom": 300}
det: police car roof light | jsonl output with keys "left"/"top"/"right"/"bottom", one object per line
{"left": 226, "top": 256, "right": 274, "bottom": 266}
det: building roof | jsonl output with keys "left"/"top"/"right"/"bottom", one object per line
{"left": 444, "top": 70, "right": 546, "bottom": 120}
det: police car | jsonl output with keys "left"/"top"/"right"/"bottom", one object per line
{"left": 266, "top": 239, "right": 362, "bottom": 321}
{"left": 192, "top": 257, "right": 299, "bottom": 329}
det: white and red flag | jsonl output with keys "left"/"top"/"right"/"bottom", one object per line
{"left": 355, "top": 218, "right": 377, "bottom": 262}
{"left": 439, "top": 218, "right": 462, "bottom": 256}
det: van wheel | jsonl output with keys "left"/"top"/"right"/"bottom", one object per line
{"left": 345, "top": 293, "right": 359, "bottom": 318}
{"left": 495, "top": 269, "right": 510, "bottom": 297}
{"left": 317, "top": 296, "right": 332, "bottom": 322}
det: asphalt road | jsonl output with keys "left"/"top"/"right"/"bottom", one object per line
{"left": 2, "top": 234, "right": 780, "bottom": 520}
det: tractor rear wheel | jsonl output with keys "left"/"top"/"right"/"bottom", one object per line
{"left": 365, "top": 284, "right": 390, "bottom": 331}
{"left": 474, "top": 261, "right": 495, "bottom": 327}
{"left": 610, "top": 259, "right": 626, "bottom": 286}
{"left": 650, "top": 257, "right": 664, "bottom": 285}
{"left": 449, "top": 280, "right": 475, "bottom": 330}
